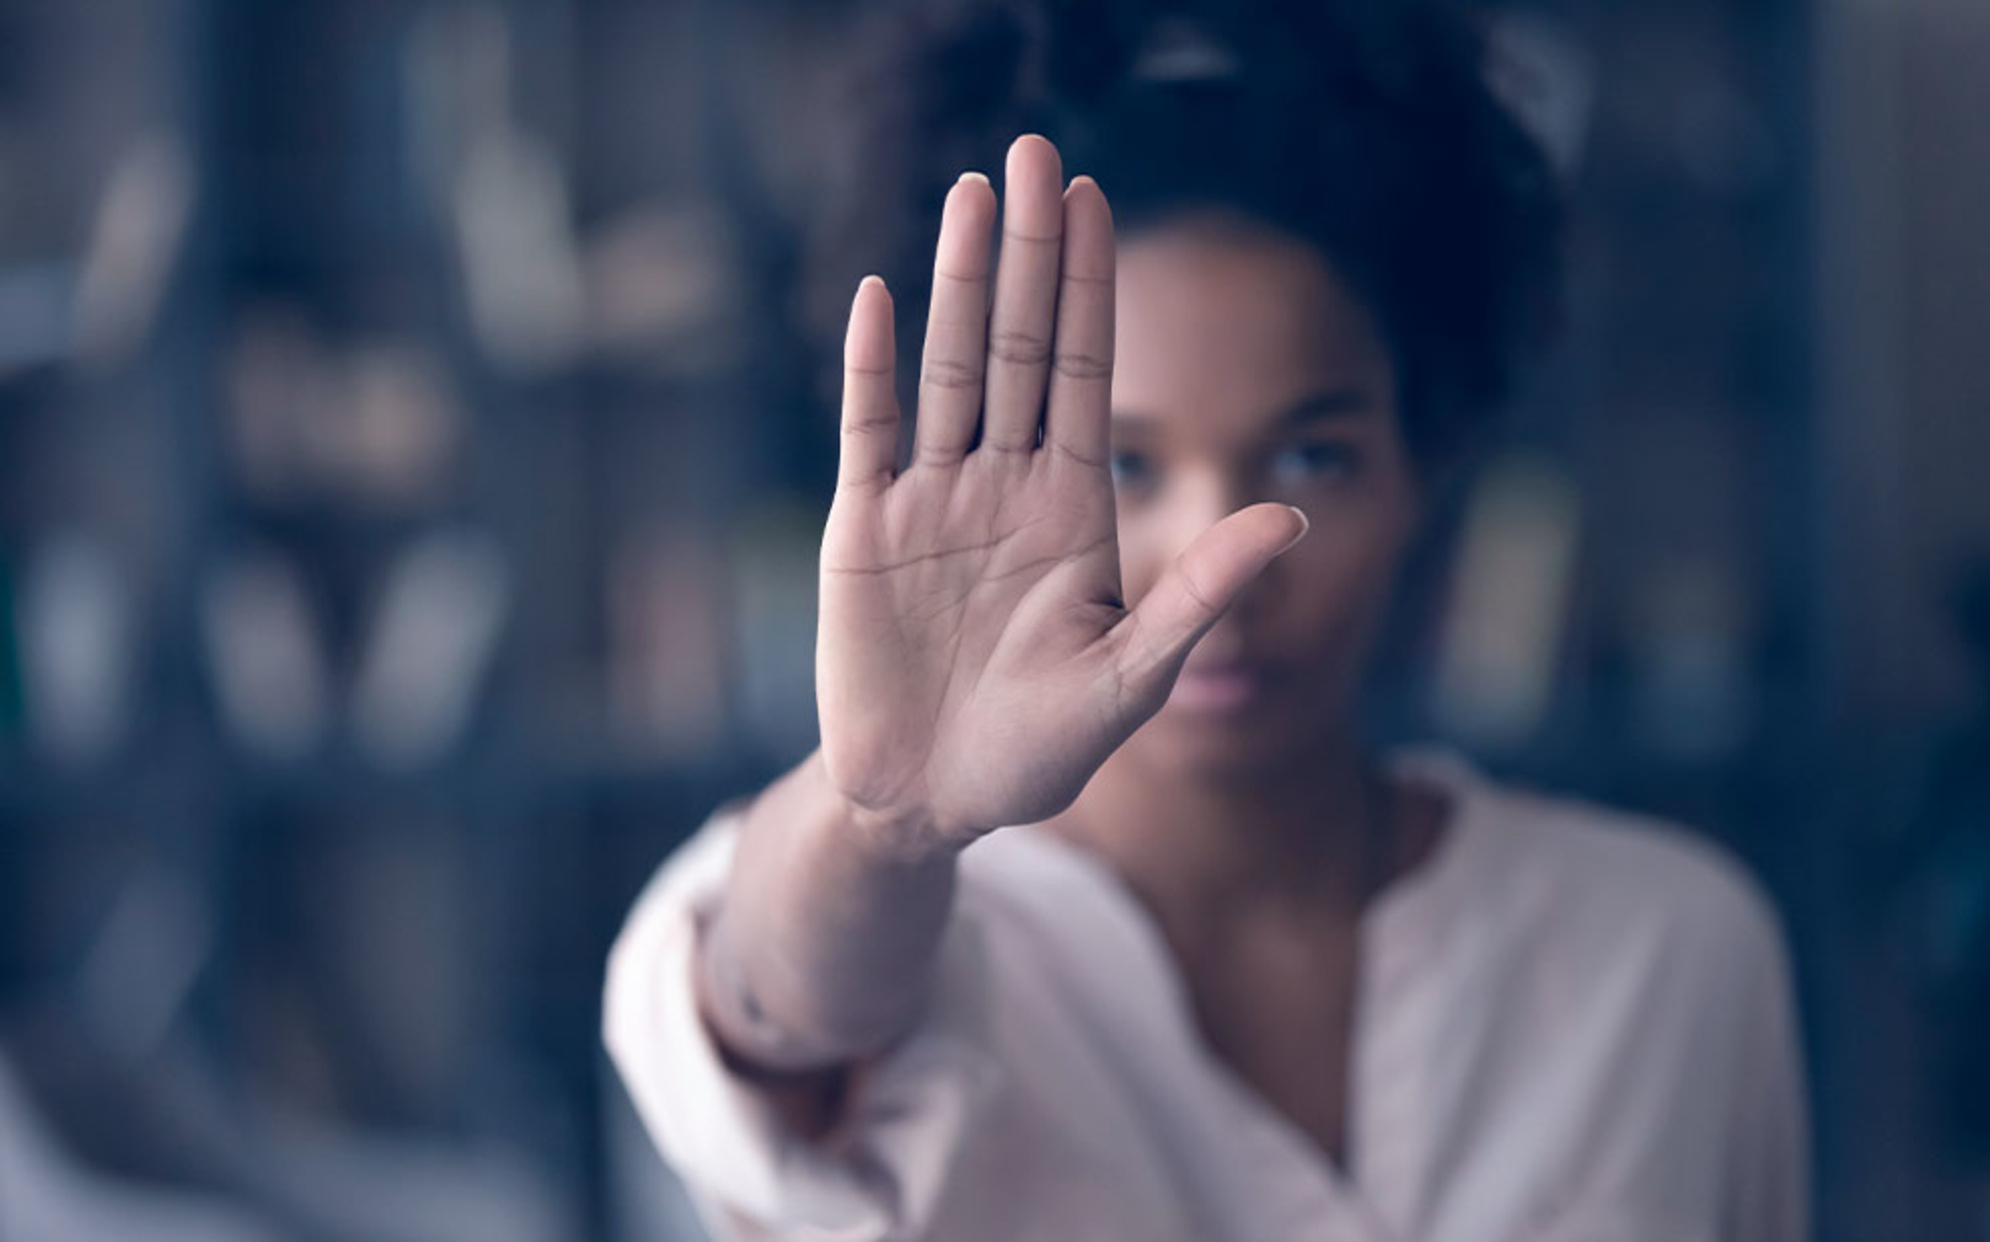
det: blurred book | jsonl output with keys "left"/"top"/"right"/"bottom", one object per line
{"left": 17, "top": 533, "right": 136, "bottom": 764}
{"left": 200, "top": 546, "right": 331, "bottom": 759}
{"left": 224, "top": 311, "right": 462, "bottom": 511}
{"left": 606, "top": 529, "right": 731, "bottom": 761}
{"left": 0, "top": 554, "right": 21, "bottom": 739}
{"left": 731, "top": 501, "right": 822, "bottom": 758}
{"left": 73, "top": 130, "right": 195, "bottom": 372}
{"left": 1430, "top": 454, "right": 1581, "bottom": 750}
{"left": 351, "top": 529, "right": 509, "bottom": 768}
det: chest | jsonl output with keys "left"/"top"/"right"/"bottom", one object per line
{"left": 1169, "top": 920, "right": 1364, "bottom": 1170}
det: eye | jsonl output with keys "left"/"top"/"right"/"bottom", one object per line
{"left": 1109, "top": 447, "right": 1158, "bottom": 496}
{"left": 1267, "top": 442, "right": 1360, "bottom": 490}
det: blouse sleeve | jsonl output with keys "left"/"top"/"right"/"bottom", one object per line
{"left": 1717, "top": 898, "right": 1811, "bottom": 1242}
{"left": 601, "top": 811, "right": 1005, "bottom": 1241}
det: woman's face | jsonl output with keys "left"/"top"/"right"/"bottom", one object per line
{"left": 1109, "top": 213, "right": 1421, "bottom": 773}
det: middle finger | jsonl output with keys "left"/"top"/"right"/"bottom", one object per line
{"left": 978, "top": 135, "right": 1065, "bottom": 455}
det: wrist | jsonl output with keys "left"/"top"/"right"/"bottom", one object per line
{"left": 802, "top": 751, "right": 966, "bottom": 867}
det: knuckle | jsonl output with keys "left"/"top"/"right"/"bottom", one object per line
{"left": 989, "top": 329, "right": 1052, "bottom": 367}
{"left": 921, "top": 357, "right": 983, "bottom": 391}
{"left": 1052, "top": 351, "right": 1112, "bottom": 381}
{"left": 1176, "top": 563, "right": 1220, "bottom": 619}
{"left": 842, "top": 412, "right": 898, "bottom": 434}
{"left": 835, "top": 471, "right": 892, "bottom": 497}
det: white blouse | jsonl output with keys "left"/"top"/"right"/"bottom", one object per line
{"left": 604, "top": 753, "right": 1808, "bottom": 1242}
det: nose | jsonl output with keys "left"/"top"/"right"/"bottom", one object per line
{"left": 1153, "top": 464, "right": 1243, "bottom": 561}
{"left": 1137, "top": 464, "right": 1284, "bottom": 620}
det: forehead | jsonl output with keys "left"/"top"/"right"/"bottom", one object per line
{"left": 1111, "top": 215, "right": 1394, "bottom": 436}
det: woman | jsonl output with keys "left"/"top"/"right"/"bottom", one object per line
{"left": 605, "top": 4, "right": 1808, "bottom": 1239}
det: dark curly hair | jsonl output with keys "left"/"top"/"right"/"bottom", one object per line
{"left": 801, "top": 0, "right": 1565, "bottom": 468}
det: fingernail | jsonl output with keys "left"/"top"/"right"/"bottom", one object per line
{"left": 858, "top": 274, "right": 884, "bottom": 293}
{"left": 1279, "top": 507, "right": 1310, "bottom": 552}
{"left": 1068, "top": 174, "right": 1098, "bottom": 192}
{"left": 957, "top": 171, "right": 990, "bottom": 186}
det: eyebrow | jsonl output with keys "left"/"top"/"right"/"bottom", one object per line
{"left": 1111, "top": 387, "right": 1376, "bottom": 430}
{"left": 1277, "top": 388, "right": 1375, "bottom": 425}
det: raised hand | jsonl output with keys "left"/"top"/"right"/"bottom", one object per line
{"left": 817, "top": 135, "right": 1308, "bottom": 855}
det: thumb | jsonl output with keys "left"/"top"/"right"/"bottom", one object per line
{"left": 1110, "top": 503, "right": 1308, "bottom": 701}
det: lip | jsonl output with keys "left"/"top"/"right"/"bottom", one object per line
{"left": 1168, "top": 662, "right": 1275, "bottom": 713}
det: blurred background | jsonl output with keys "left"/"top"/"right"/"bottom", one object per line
{"left": 0, "top": 0, "right": 1986, "bottom": 1238}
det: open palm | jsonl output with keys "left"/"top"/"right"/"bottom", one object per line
{"left": 817, "top": 136, "right": 1307, "bottom": 852}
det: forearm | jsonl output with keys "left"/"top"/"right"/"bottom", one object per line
{"left": 697, "top": 750, "right": 963, "bottom": 1072}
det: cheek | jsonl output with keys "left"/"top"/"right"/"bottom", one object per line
{"left": 1255, "top": 490, "right": 1418, "bottom": 655}
{"left": 1279, "top": 516, "right": 1405, "bottom": 617}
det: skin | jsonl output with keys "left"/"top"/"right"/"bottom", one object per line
{"left": 696, "top": 135, "right": 1449, "bottom": 1167}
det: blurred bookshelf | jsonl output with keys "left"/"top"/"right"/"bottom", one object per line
{"left": 0, "top": 1, "right": 823, "bottom": 1237}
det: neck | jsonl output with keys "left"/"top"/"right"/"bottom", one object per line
{"left": 1052, "top": 736, "right": 1389, "bottom": 924}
